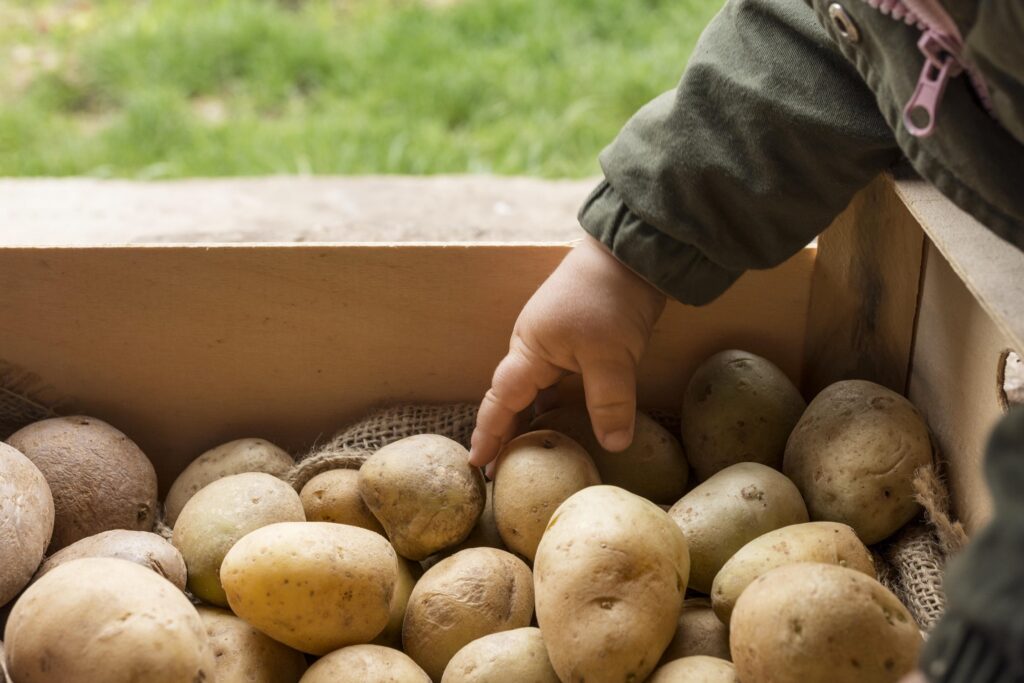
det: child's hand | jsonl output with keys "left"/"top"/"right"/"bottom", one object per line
{"left": 468, "top": 235, "right": 666, "bottom": 469}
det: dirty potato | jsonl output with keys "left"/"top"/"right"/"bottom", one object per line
{"left": 0, "top": 442, "right": 54, "bottom": 606}
{"left": 35, "top": 529, "right": 186, "bottom": 591}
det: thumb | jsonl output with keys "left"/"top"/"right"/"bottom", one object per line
{"left": 579, "top": 354, "right": 637, "bottom": 452}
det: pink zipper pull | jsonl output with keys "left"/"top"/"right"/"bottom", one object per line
{"left": 903, "top": 30, "right": 962, "bottom": 137}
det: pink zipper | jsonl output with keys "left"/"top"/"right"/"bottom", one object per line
{"left": 861, "top": 0, "right": 995, "bottom": 137}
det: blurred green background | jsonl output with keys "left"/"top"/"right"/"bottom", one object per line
{"left": 0, "top": 0, "right": 720, "bottom": 178}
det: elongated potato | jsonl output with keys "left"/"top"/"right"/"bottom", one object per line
{"left": 199, "top": 606, "right": 307, "bottom": 683}
{"left": 648, "top": 656, "right": 739, "bottom": 682}
{"left": 360, "top": 435, "right": 485, "bottom": 560}
{"left": 731, "top": 563, "right": 922, "bottom": 683}
{"left": 165, "top": 438, "right": 295, "bottom": 526}
{"left": 373, "top": 557, "right": 421, "bottom": 648}
{"left": 0, "top": 442, "right": 53, "bottom": 606}
{"left": 493, "top": 430, "right": 600, "bottom": 561}
{"left": 783, "top": 380, "right": 932, "bottom": 544}
{"left": 442, "top": 627, "right": 559, "bottom": 683}
{"left": 403, "top": 548, "right": 533, "bottom": 681}
{"left": 535, "top": 486, "right": 689, "bottom": 683}
{"left": 660, "top": 599, "right": 731, "bottom": 664}
{"left": 35, "top": 529, "right": 186, "bottom": 591}
{"left": 300, "top": 644, "right": 430, "bottom": 683}
{"left": 711, "top": 522, "right": 874, "bottom": 623}
{"left": 668, "top": 462, "right": 808, "bottom": 593}
{"left": 300, "top": 468, "right": 385, "bottom": 535}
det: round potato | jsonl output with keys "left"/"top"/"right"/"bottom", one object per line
{"left": 712, "top": 521, "right": 874, "bottom": 623}
{"left": 359, "top": 434, "right": 485, "bottom": 560}
{"left": 403, "top": 548, "right": 533, "bottom": 681}
{"left": 300, "top": 468, "right": 385, "bottom": 535}
{"left": 222, "top": 521, "right": 397, "bottom": 655}
{"left": 660, "top": 599, "right": 731, "bottom": 664}
{"left": 172, "top": 472, "right": 305, "bottom": 605}
{"left": 0, "top": 442, "right": 54, "bottom": 606}
{"left": 681, "top": 350, "right": 806, "bottom": 480}
{"left": 668, "top": 462, "right": 808, "bottom": 593}
{"left": 4, "top": 557, "right": 214, "bottom": 683}
{"left": 300, "top": 644, "right": 430, "bottom": 683}
{"left": 783, "top": 380, "right": 932, "bottom": 544}
{"left": 535, "top": 486, "right": 689, "bottom": 683}
{"left": 532, "top": 407, "right": 688, "bottom": 504}
{"left": 648, "top": 656, "right": 738, "bottom": 682}
{"left": 731, "top": 563, "right": 922, "bottom": 683}
{"left": 165, "top": 438, "right": 295, "bottom": 526}
{"left": 442, "top": 627, "right": 559, "bottom": 683}
{"left": 493, "top": 430, "right": 600, "bottom": 561}
{"left": 7, "top": 416, "right": 158, "bottom": 551}
{"left": 36, "top": 529, "right": 186, "bottom": 591}
{"left": 198, "top": 606, "right": 307, "bottom": 683}
{"left": 373, "top": 557, "right": 421, "bottom": 648}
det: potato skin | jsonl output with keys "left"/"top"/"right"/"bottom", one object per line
{"left": 535, "top": 485, "right": 690, "bottom": 683}
{"left": 359, "top": 435, "right": 485, "bottom": 560}
{"left": 172, "top": 472, "right": 305, "bottom": 606}
{"left": 712, "top": 522, "right": 874, "bottom": 623}
{"left": 681, "top": 350, "right": 806, "bottom": 480}
{"left": 4, "top": 557, "right": 215, "bottom": 683}
{"left": 441, "top": 627, "right": 559, "bottom": 683}
{"left": 669, "top": 462, "right": 808, "bottom": 593}
{"left": 403, "top": 548, "right": 534, "bottom": 681}
{"left": 732, "top": 563, "right": 922, "bottom": 682}
{"left": 36, "top": 529, "right": 186, "bottom": 591}
{"left": 300, "top": 468, "right": 385, "bottom": 535}
{"left": 222, "top": 521, "right": 397, "bottom": 655}
{"left": 493, "top": 430, "right": 600, "bottom": 562}
{"left": 7, "top": 416, "right": 158, "bottom": 552}
{"left": 660, "top": 599, "right": 731, "bottom": 664}
{"left": 198, "top": 606, "right": 307, "bottom": 683}
{"left": 300, "top": 644, "right": 430, "bottom": 683}
{"left": 532, "top": 407, "right": 688, "bottom": 504}
{"left": 373, "top": 556, "right": 421, "bottom": 648}
{"left": 165, "top": 438, "right": 294, "bottom": 526}
{"left": 648, "top": 656, "right": 739, "bottom": 682}
{"left": 0, "top": 443, "right": 53, "bottom": 606}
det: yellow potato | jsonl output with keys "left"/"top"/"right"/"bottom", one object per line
{"left": 668, "top": 462, "right": 808, "bottom": 593}
{"left": 35, "top": 529, "right": 186, "bottom": 591}
{"left": 300, "top": 468, "right": 386, "bottom": 535}
{"left": 535, "top": 486, "right": 689, "bottom": 683}
{"left": 711, "top": 522, "right": 874, "bottom": 623}
{"left": 172, "top": 472, "right": 305, "bottom": 606}
{"left": 731, "top": 563, "right": 922, "bottom": 683}
{"left": 0, "top": 442, "right": 53, "bottom": 606}
{"left": 299, "top": 644, "right": 430, "bottom": 683}
{"left": 493, "top": 430, "right": 600, "bottom": 561}
{"left": 648, "top": 656, "right": 739, "bottom": 682}
{"left": 660, "top": 599, "right": 731, "bottom": 664}
{"left": 198, "top": 606, "right": 307, "bottom": 683}
{"left": 373, "top": 556, "right": 421, "bottom": 648}
{"left": 442, "top": 627, "right": 559, "bottom": 683}
{"left": 222, "top": 521, "right": 397, "bottom": 655}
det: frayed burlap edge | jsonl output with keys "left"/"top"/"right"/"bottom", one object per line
{"left": 0, "top": 361, "right": 62, "bottom": 440}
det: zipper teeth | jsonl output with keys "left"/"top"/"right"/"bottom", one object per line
{"left": 861, "top": 0, "right": 926, "bottom": 30}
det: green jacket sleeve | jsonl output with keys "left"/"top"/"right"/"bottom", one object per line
{"left": 579, "top": 0, "right": 900, "bottom": 305}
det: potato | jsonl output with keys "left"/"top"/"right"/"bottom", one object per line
{"left": 403, "top": 548, "right": 533, "bottom": 681}
{"left": 7, "top": 416, "right": 157, "bottom": 551}
{"left": 0, "top": 442, "right": 53, "bottom": 606}
{"left": 535, "top": 486, "right": 689, "bottom": 683}
{"left": 442, "top": 627, "right": 559, "bottom": 683}
{"left": 731, "top": 563, "right": 922, "bottom": 683}
{"left": 783, "top": 380, "right": 932, "bottom": 544}
{"left": 300, "top": 468, "right": 385, "bottom": 535}
{"left": 3, "top": 557, "right": 214, "bottom": 683}
{"left": 421, "top": 481, "right": 506, "bottom": 571}
{"left": 165, "top": 438, "right": 295, "bottom": 526}
{"left": 493, "top": 430, "right": 600, "bottom": 561}
{"left": 222, "top": 521, "right": 397, "bottom": 655}
{"left": 711, "top": 521, "right": 874, "bottom": 623}
{"left": 0, "top": 641, "right": 10, "bottom": 683}
{"left": 532, "top": 407, "right": 688, "bottom": 504}
{"left": 668, "top": 462, "right": 808, "bottom": 593}
{"left": 648, "top": 656, "right": 739, "bottom": 682}
{"left": 198, "top": 606, "right": 307, "bottom": 683}
{"left": 660, "top": 599, "right": 731, "bottom": 664}
{"left": 35, "top": 529, "right": 186, "bottom": 591}
{"left": 681, "top": 350, "right": 806, "bottom": 479}
{"left": 359, "top": 434, "right": 485, "bottom": 560}
{"left": 172, "top": 472, "right": 305, "bottom": 605}
{"left": 300, "top": 644, "right": 430, "bottom": 683}
{"left": 373, "top": 557, "right": 421, "bottom": 648}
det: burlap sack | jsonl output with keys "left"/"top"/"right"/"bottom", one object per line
{"left": 0, "top": 362, "right": 59, "bottom": 440}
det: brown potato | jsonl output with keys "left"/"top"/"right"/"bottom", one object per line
{"left": 0, "top": 442, "right": 53, "bottom": 606}
{"left": 165, "top": 438, "right": 295, "bottom": 526}
{"left": 373, "top": 556, "right": 421, "bottom": 648}
{"left": 783, "top": 380, "right": 932, "bottom": 544}
{"left": 300, "top": 468, "right": 385, "bottom": 535}
{"left": 648, "top": 656, "right": 739, "bottom": 682}
{"left": 731, "top": 563, "right": 922, "bottom": 683}
{"left": 681, "top": 350, "right": 806, "bottom": 479}
{"left": 660, "top": 599, "right": 731, "bottom": 664}
{"left": 198, "top": 606, "right": 307, "bottom": 683}
{"left": 7, "top": 416, "right": 157, "bottom": 552}
{"left": 35, "top": 529, "right": 186, "bottom": 591}
{"left": 299, "top": 644, "right": 430, "bottom": 683}
{"left": 532, "top": 407, "right": 688, "bottom": 504}
{"left": 493, "top": 430, "right": 600, "bottom": 561}
{"left": 403, "top": 548, "right": 534, "bottom": 681}
{"left": 442, "top": 627, "right": 559, "bottom": 683}
{"left": 359, "top": 435, "right": 485, "bottom": 560}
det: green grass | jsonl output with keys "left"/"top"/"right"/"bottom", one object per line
{"left": 0, "top": 0, "right": 721, "bottom": 178}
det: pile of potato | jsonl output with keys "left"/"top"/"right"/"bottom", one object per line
{"left": 0, "top": 349, "right": 936, "bottom": 683}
